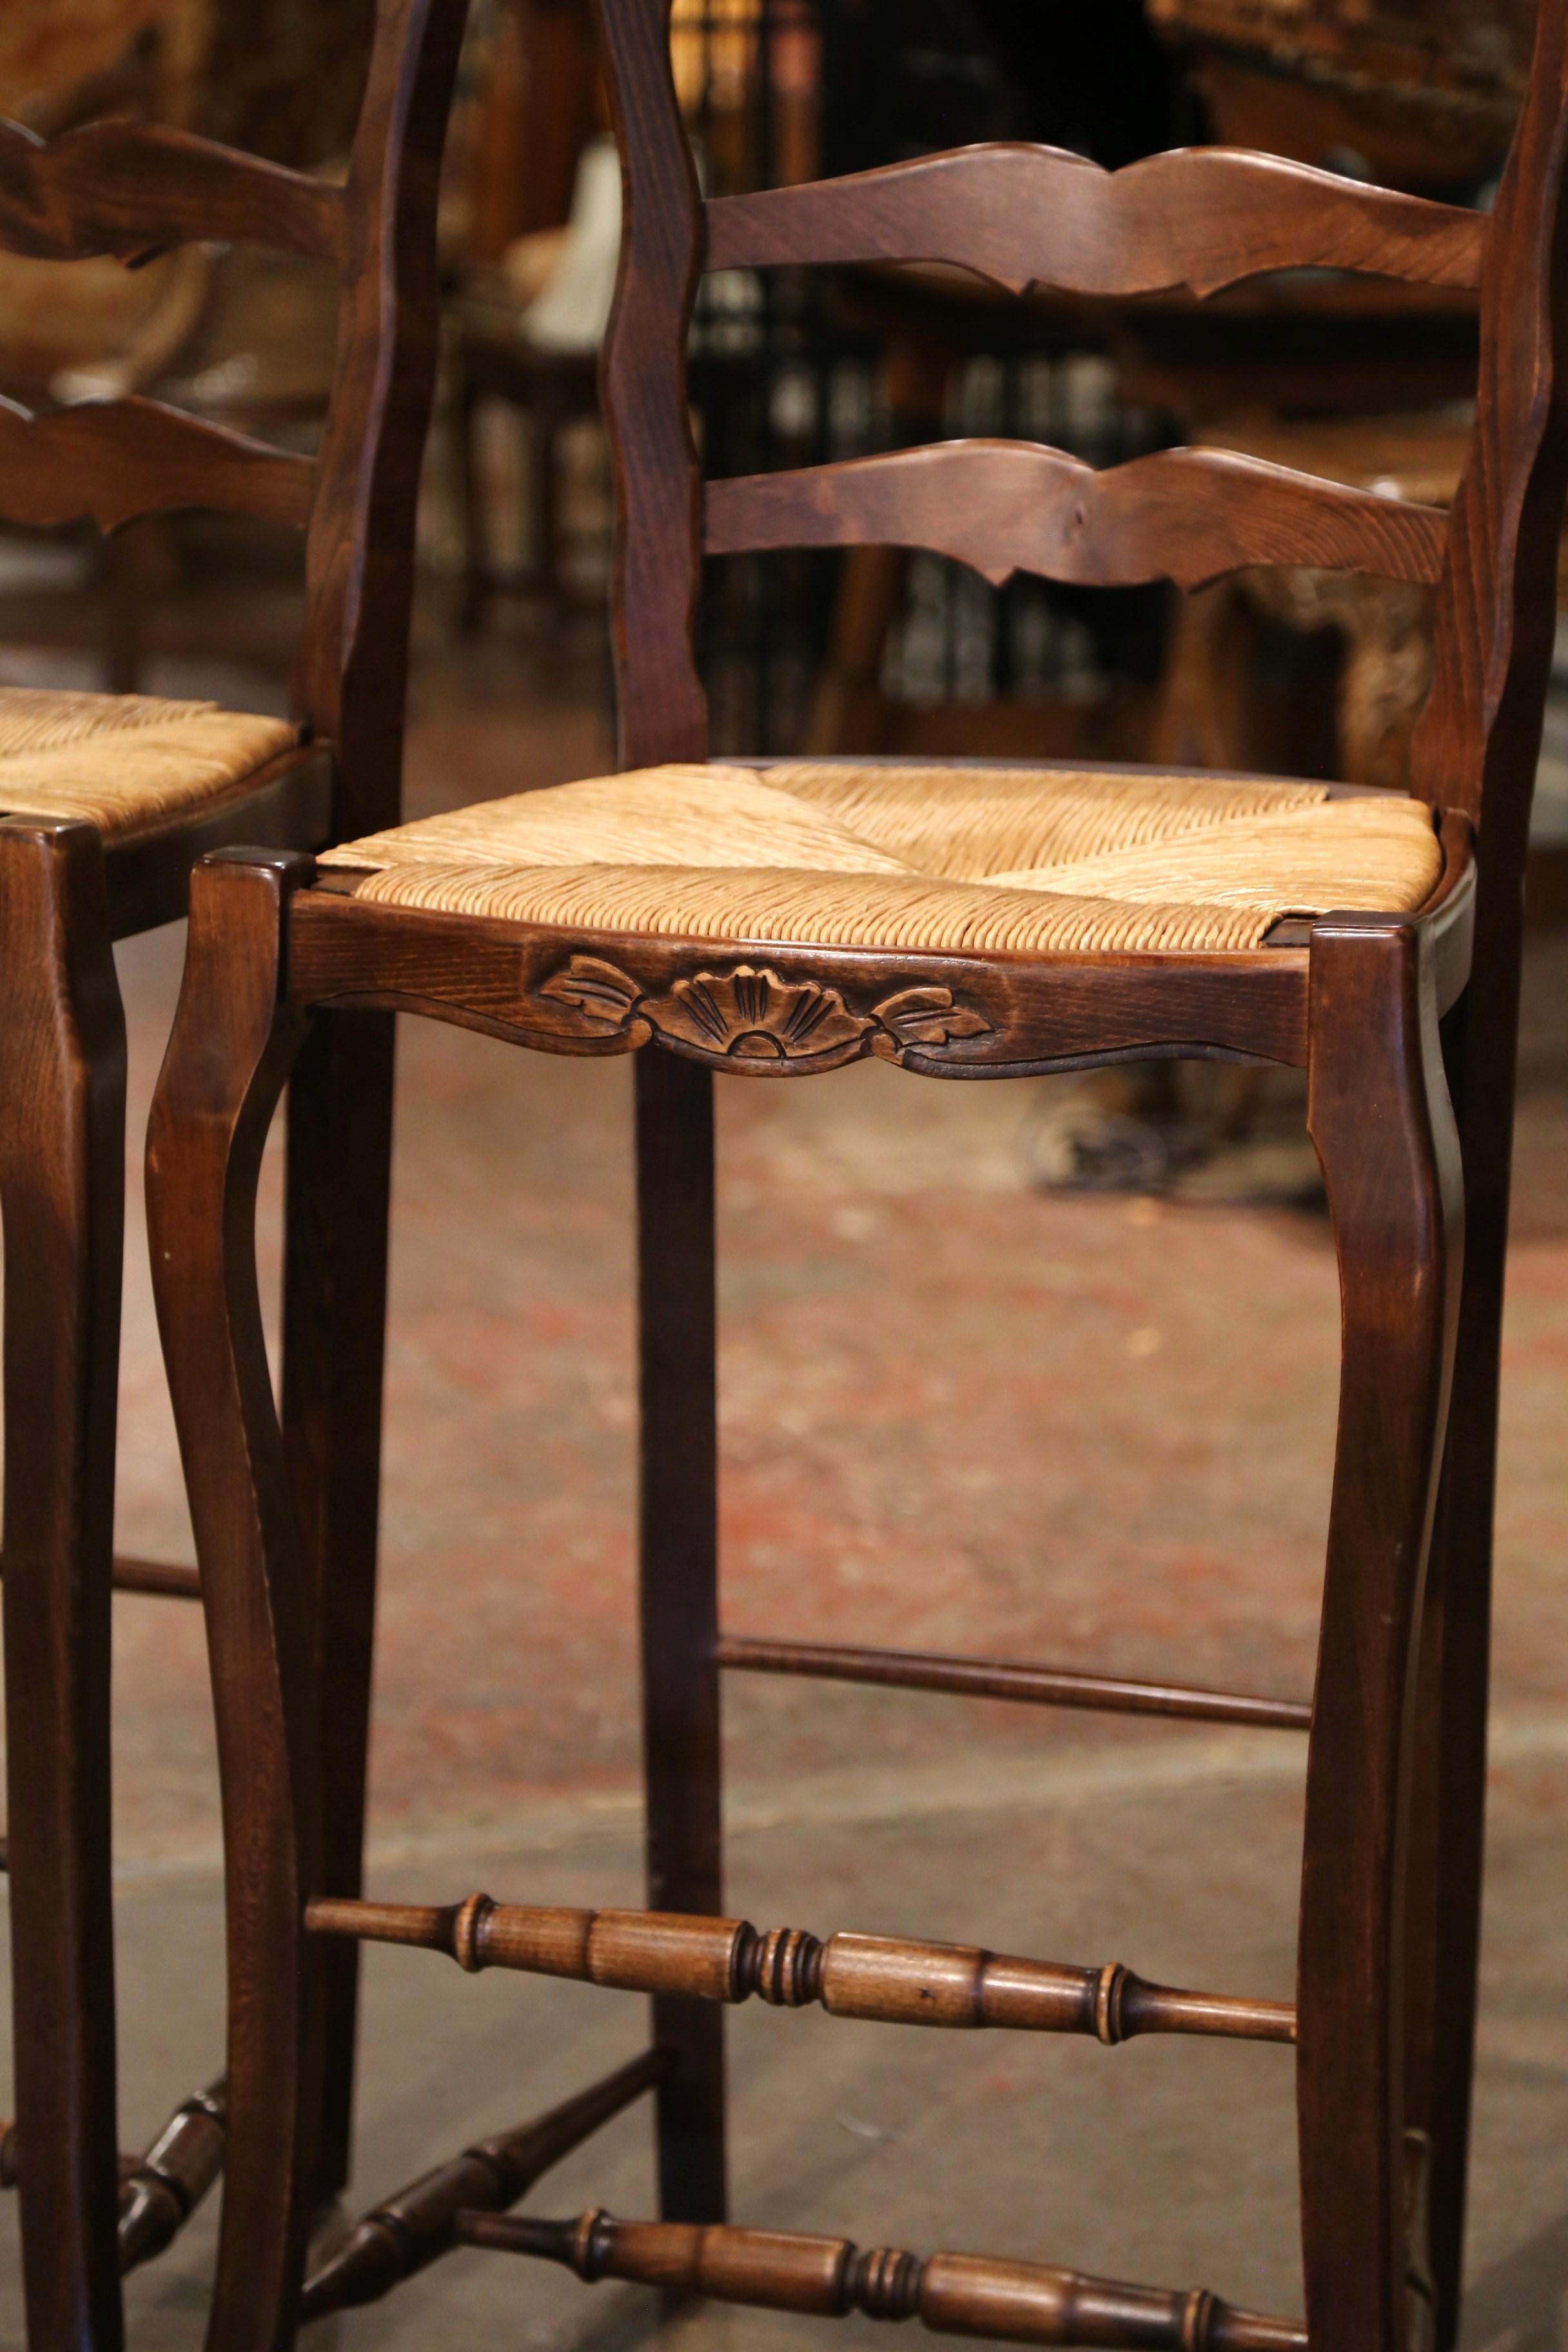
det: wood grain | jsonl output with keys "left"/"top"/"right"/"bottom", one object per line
{"left": 286, "top": 890, "right": 1315, "bottom": 1075}
{"left": 1297, "top": 912, "right": 1462, "bottom": 2352}
{"left": 455, "top": 2209, "right": 1308, "bottom": 2351}
{"left": 146, "top": 852, "right": 322, "bottom": 2352}
{"left": 706, "top": 145, "right": 1486, "bottom": 300}
{"left": 0, "top": 117, "right": 342, "bottom": 263}
{"left": 715, "top": 1635, "right": 1311, "bottom": 1732}
{"left": 300, "top": 2048, "right": 669, "bottom": 2317}
{"left": 594, "top": 0, "right": 709, "bottom": 766}
{"left": 0, "top": 820, "right": 126, "bottom": 2352}
{"left": 0, "top": 395, "right": 315, "bottom": 534}
{"left": 705, "top": 442, "right": 1449, "bottom": 593}
{"left": 1402, "top": 3, "right": 1568, "bottom": 2339}
{"left": 304, "top": 1894, "right": 1296, "bottom": 2044}
{"left": 300, "top": 0, "right": 475, "bottom": 836}
{"left": 117, "top": 2081, "right": 226, "bottom": 2274}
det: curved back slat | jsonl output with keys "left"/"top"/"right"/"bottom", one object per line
{"left": 0, "top": 118, "right": 342, "bottom": 263}
{"left": 0, "top": 395, "right": 315, "bottom": 533}
{"left": 707, "top": 146, "right": 1487, "bottom": 301}
{"left": 705, "top": 442, "right": 1448, "bottom": 594}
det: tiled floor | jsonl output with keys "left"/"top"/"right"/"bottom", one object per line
{"left": 1, "top": 616, "right": 1566, "bottom": 2342}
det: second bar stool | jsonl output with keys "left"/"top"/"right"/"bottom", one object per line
{"left": 0, "top": 0, "right": 468, "bottom": 2338}
{"left": 147, "top": 1, "right": 1568, "bottom": 2347}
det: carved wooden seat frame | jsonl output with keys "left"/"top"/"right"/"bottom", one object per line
{"left": 146, "top": 3, "right": 1568, "bottom": 2349}
{"left": 0, "top": 3, "right": 467, "bottom": 2342}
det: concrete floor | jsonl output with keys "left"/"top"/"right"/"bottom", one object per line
{"left": 1, "top": 625, "right": 1567, "bottom": 2343}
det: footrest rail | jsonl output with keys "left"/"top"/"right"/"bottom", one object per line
{"left": 2, "top": 2077, "right": 228, "bottom": 2271}
{"left": 453, "top": 2208, "right": 1308, "bottom": 2351}
{"left": 716, "top": 1635, "right": 1311, "bottom": 1732}
{"left": 300, "top": 2047, "right": 670, "bottom": 2319}
{"left": 117, "top": 2077, "right": 227, "bottom": 2273}
{"left": 305, "top": 1896, "right": 1295, "bottom": 2045}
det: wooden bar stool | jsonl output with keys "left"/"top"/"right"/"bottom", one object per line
{"left": 0, "top": 5, "right": 467, "bottom": 2342}
{"left": 146, "top": 5, "right": 1568, "bottom": 2347}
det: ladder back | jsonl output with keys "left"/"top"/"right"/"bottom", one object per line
{"left": 597, "top": 0, "right": 1568, "bottom": 845}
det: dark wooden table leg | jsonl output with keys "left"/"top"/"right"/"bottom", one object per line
{"left": 282, "top": 1004, "right": 395, "bottom": 2208}
{"left": 0, "top": 820, "right": 127, "bottom": 2352}
{"left": 1297, "top": 913, "right": 1464, "bottom": 2352}
{"left": 635, "top": 1047, "right": 727, "bottom": 2226}
{"left": 147, "top": 850, "right": 322, "bottom": 2352}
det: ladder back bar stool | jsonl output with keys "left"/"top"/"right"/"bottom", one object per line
{"left": 147, "top": 2, "right": 1568, "bottom": 2346}
{"left": 0, "top": 2, "right": 467, "bottom": 2341}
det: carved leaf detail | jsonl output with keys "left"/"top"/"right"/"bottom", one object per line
{"left": 534, "top": 960, "right": 993, "bottom": 1067}
{"left": 657, "top": 967, "right": 871, "bottom": 1063}
{"left": 873, "top": 986, "right": 994, "bottom": 1048}
{"left": 538, "top": 956, "right": 645, "bottom": 1027}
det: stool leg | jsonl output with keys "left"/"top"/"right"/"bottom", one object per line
{"left": 148, "top": 851, "right": 322, "bottom": 2352}
{"left": 282, "top": 1006, "right": 395, "bottom": 2208}
{"left": 1400, "top": 930, "right": 1522, "bottom": 2351}
{"left": 1297, "top": 915, "right": 1463, "bottom": 2352}
{"left": 635, "top": 1048, "right": 726, "bottom": 2223}
{"left": 0, "top": 821, "right": 126, "bottom": 2352}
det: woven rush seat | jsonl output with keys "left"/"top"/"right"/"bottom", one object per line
{"left": 320, "top": 760, "right": 1445, "bottom": 956}
{"left": 0, "top": 687, "right": 298, "bottom": 838}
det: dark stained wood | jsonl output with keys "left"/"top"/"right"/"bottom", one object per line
{"left": 280, "top": 1010, "right": 395, "bottom": 2208}
{"left": 101, "top": 744, "right": 335, "bottom": 941}
{"left": 107, "top": 1556, "right": 200, "bottom": 1600}
{"left": 146, "top": 852, "right": 322, "bottom": 2352}
{"left": 305, "top": 1893, "right": 1296, "bottom": 2044}
{"left": 454, "top": 2209, "right": 1308, "bottom": 2352}
{"left": 707, "top": 442, "right": 1449, "bottom": 594}
{"left": 706, "top": 146, "right": 1487, "bottom": 300}
{"left": 117, "top": 2079, "right": 226, "bottom": 2274}
{"left": 0, "top": 395, "right": 316, "bottom": 535}
{"left": 1402, "top": 3, "right": 1568, "bottom": 2340}
{"left": 300, "top": 2048, "right": 670, "bottom": 2317}
{"left": 285, "top": 889, "right": 1315, "bottom": 1073}
{"left": 1297, "top": 911, "right": 1462, "bottom": 2352}
{"left": 0, "top": 819, "right": 126, "bottom": 2352}
{"left": 0, "top": 0, "right": 469, "bottom": 2338}
{"left": 636, "top": 1050, "right": 727, "bottom": 2224}
{"left": 0, "top": 117, "right": 344, "bottom": 263}
{"left": 0, "top": 1551, "right": 200, "bottom": 1599}
{"left": 594, "top": 0, "right": 709, "bottom": 767}
{"left": 141, "top": 0, "right": 1568, "bottom": 2342}
{"left": 715, "top": 1635, "right": 1312, "bottom": 1732}
{"left": 299, "top": 0, "right": 471, "bottom": 836}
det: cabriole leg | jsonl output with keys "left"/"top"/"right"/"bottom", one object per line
{"left": 635, "top": 1048, "right": 726, "bottom": 2223}
{"left": 147, "top": 850, "right": 320, "bottom": 2352}
{"left": 0, "top": 820, "right": 126, "bottom": 2352}
{"left": 1297, "top": 913, "right": 1464, "bottom": 2352}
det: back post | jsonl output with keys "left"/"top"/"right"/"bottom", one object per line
{"left": 594, "top": 0, "right": 727, "bottom": 2226}
{"left": 1405, "top": 0, "right": 1568, "bottom": 2335}
{"left": 284, "top": 0, "right": 471, "bottom": 2211}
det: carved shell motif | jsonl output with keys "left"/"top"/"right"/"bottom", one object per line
{"left": 537, "top": 957, "right": 993, "bottom": 1071}
{"left": 663, "top": 968, "right": 868, "bottom": 1062}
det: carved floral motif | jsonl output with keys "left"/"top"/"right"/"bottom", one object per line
{"left": 536, "top": 957, "right": 994, "bottom": 1070}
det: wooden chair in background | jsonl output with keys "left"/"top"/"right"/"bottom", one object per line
{"left": 0, "top": 0, "right": 467, "bottom": 2340}
{"left": 146, "top": 5, "right": 1568, "bottom": 2351}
